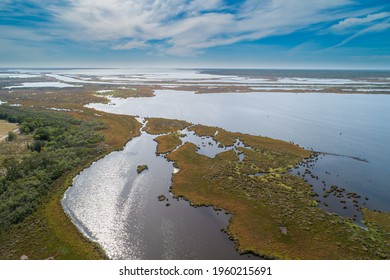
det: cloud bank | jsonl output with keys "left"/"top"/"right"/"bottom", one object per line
{"left": 1, "top": 0, "right": 389, "bottom": 63}
{"left": 49, "top": 0, "right": 363, "bottom": 55}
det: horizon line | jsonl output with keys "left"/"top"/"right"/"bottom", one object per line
{"left": 1, "top": 66, "right": 390, "bottom": 71}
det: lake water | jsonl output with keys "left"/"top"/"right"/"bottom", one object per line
{"left": 62, "top": 124, "right": 258, "bottom": 259}
{"left": 84, "top": 87, "right": 390, "bottom": 259}
{"left": 88, "top": 90, "right": 390, "bottom": 212}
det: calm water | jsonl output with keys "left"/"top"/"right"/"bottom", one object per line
{"left": 62, "top": 127, "right": 258, "bottom": 259}
{"left": 88, "top": 90, "right": 390, "bottom": 212}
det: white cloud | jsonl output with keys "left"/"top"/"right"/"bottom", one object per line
{"left": 111, "top": 40, "right": 148, "bottom": 50}
{"left": 25, "top": 0, "right": 382, "bottom": 55}
{"left": 326, "top": 12, "right": 390, "bottom": 48}
{"left": 333, "top": 21, "right": 390, "bottom": 48}
{"left": 330, "top": 12, "right": 390, "bottom": 34}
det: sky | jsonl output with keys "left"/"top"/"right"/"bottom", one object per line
{"left": 0, "top": 0, "right": 389, "bottom": 69}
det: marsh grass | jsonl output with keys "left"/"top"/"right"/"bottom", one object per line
{"left": 145, "top": 118, "right": 191, "bottom": 135}
{"left": 154, "top": 133, "right": 182, "bottom": 154}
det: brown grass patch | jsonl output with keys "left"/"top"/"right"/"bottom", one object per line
{"left": 145, "top": 117, "right": 191, "bottom": 135}
{"left": 0, "top": 120, "right": 18, "bottom": 139}
{"left": 154, "top": 133, "right": 182, "bottom": 154}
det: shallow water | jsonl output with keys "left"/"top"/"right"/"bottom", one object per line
{"left": 291, "top": 154, "right": 371, "bottom": 225}
{"left": 178, "top": 129, "right": 249, "bottom": 158}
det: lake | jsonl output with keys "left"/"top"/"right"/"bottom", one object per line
{"left": 65, "top": 88, "right": 390, "bottom": 259}
{"left": 88, "top": 90, "right": 390, "bottom": 212}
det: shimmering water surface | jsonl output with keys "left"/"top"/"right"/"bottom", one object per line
{"left": 62, "top": 128, "right": 257, "bottom": 259}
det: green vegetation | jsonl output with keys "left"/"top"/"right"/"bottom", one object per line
{"left": 137, "top": 165, "right": 148, "bottom": 174}
{"left": 0, "top": 132, "right": 33, "bottom": 179}
{"left": 0, "top": 105, "right": 140, "bottom": 259}
{"left": 0, "top": 105, "right": 105, "bottom": 233}
{"left": 145, "top": 122, "right": 390, "bottom": 259}
{"left": 362, "top": 208, "right": 390, "bottom": 248}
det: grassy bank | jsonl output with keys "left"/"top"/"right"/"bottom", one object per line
{"left": 154, "top": 133, "right": 183, "bottom": 154}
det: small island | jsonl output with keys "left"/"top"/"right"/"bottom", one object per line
{"left": 137, "top": 165, "right": 148, "bottom": 174}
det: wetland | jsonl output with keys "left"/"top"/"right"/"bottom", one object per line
{"left": 0, "top": 68, "right": 389, "bottom": 259}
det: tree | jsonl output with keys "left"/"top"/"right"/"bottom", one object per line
{"left": 3, "top": 157, "right": 19, "bottom": 180}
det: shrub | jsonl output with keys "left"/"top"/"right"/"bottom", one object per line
{"left": 7, "top": 131, "right": 17, "bottom": 141}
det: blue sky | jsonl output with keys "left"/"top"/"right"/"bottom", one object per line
{"left": 0, "top": 0, "right": 389, "bottom": 69}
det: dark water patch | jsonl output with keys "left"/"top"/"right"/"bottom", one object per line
{"left": 179, "top": 129, "right": 226, "bottom": 158}
{"left": 291, "top": 153, "right": 375, "bottom": 226}
{"left": 318, "top": 151, "right": 369, "bottom": 163}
